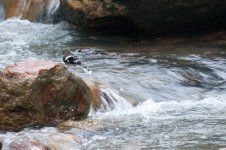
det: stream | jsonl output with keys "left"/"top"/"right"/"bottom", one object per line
{"left": 0, "top": 11, "right": 226, "bottom": 150}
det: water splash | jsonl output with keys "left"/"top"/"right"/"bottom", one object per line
{"left": 90, "top": 88, "right": 133, "bottom": 114}
{"left": 81, "top": 64, "right": 92, "bottom": 74}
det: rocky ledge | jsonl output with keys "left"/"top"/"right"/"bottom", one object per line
{"left": 0, "top": 60, "right": 92, "bottom": 131}
{"left": 57, "top": 0, "right": 226, "bottom": 35}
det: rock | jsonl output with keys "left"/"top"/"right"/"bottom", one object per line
{"left": 0, "top": 139, "right": 2, "bottom": 150}
{"left": 4, "top": 133, "right": 81, "bottom": 150}
{"left": 58, "top": 119, "right": 106, "bottom": 131}
{"left": 86, "top": 81, "right": 101, "bottom": 111}
{"left": 57, "top": 0, "right": 226, "bottom": 35}
{"left": 0, "top": 60, "right": 92, "bottom": 131}
{"left": 57, "top": 0, "right": 130, "bottom": 33}
{"left": 7, "top": 139, "right": 48, "bottom": 150}
{"left": 2, "top": 0, "right": 43, "bottom": 21}
{"left": 47, "top": 133, "right": 81, "bottom": 150}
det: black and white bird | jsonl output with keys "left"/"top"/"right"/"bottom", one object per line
{"left": 62, "top": 49, "right": 92, "bottom": 74}
{"left": 62, "top": 49, "right": 81, "bottom": 66}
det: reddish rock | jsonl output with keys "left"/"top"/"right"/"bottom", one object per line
{"left": 4, "top": 133, "right": 81, "bottom": 150}
{"left": 0, "top": 60, "right": 92, "bottom": 131}
{"left": 8, "top": 139, "right": 48, "bottom": 150}
{"left": 47, "top": 133, "right": 81, "bottom": 150}
{"left": 87, "top": 81, "right": 101, "bottom": 111}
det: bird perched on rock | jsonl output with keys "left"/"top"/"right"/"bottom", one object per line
{"left": 62, "top": 49, "right": 81, "bottom": 66}
{"left": 62, "top": 49, "right": 92, "bottom": 74}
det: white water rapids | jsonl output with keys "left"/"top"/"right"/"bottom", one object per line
{"left": 0, "top": 11, "right": 226, "bottom": 150}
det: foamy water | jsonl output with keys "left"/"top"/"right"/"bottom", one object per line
{"left": 0, "top": 18, "right": 226, "bottom": 149}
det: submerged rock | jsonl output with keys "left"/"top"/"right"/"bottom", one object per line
{"left": 47, "top": 133, "right": 81, "bottom": 150}
{"left": 0, "top": 60, "right": 92, "bottom": 131}
{"left": 58, "top": 119, "right": 107, "bottom": 131}
{"left": 3, "top": 133, "right": 81, "bottom": 150}
{"left": 58, "top": 0, "right": 226, "bottom": 35}
{"left": 7, "top": 139, "right": 48, "bottom": 150}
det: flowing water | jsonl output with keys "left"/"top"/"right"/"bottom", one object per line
{"left": 1, "top": 5, "right": 226, "bottom": 150}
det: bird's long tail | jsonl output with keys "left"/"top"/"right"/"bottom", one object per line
{"left": 81, "top": 63, "right": 92, "bottom": 74}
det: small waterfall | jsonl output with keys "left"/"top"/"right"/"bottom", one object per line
{"left": 0, "top": 0, "right": 60, "bottom": 23}
{"left": 98, "top": 88, "right": 133, "bottom": 112}
{"left": 38, "top": 0, "right": 61, "bottom": 23}
{"left": 44, "top": 0, "right": 60, "bottom": 23}
{"left": 90, "top": 88, "right": 133, "bottom": 114}
{"left": 88, "top": 82, "right": 133, "bottom": 114}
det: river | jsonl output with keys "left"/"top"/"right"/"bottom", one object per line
{"left": 0, "top": 12, "right": 226, "bottom": 150}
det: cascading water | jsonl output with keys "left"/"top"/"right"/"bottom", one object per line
{"left": 0, "top": 2, "right": 4, "bottom": 21}
{"left": 91, "top": 88, "right": 133, "bottom": 113}
{"left": 0, "top": 1, "right": 226, "bottom": 149}
{"left": 0, "top": 0, "right": 60, "bottom": 23}
{"left": 43, "top": 0, "right": 60, "bottom": 23}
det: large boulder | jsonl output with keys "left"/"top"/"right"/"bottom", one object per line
{"left": 57, "top": 0, "right": 226, "bottom": 35}
{"left": 0, "top": 60, "right": 92, "bottom": 131}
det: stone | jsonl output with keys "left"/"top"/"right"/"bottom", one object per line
{"left": 7, "top": 139, "right": 48, "bottom": 150}
{"left": 47, "top": 133, "right": 81, "bottom": 150}
{"left": 0, "top": 139, "right": 2, "bottom": 150}
{"left": 59, "top": 119, "right": 106, "bottom": 131}
{"left": 0, "top": 60, "right": 92, "bottom": 131}
{"left": 57, "top": 0, "right": 226, "bottom": 35}
{"left": 4, "top": 133, "right": 81, "bottom": 150}
{"left": 86, "top": 81, "right": 101, "bottom": 111}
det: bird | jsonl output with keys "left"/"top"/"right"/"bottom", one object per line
{"left": 62, "top": 49, "right": 92, "bottom": 74}
{"left": 62, "top": 49, "right": 82, "bottom": 66}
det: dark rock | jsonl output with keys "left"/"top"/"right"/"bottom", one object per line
{"left": 0, "top": 139, "right": 2, "bottom": 150}
{"left": 0, "top": 60, "right": 92, "bottom": 131}
{"left": 57, "top": 0, "right": 226, "bottom": 35}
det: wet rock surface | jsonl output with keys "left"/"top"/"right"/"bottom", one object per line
{"left": 58, "top": 0, "right": 226, "bottom": 35}
{"left": 0, "top": 60, "right": 92, "bottom": 131}
{"left": 59, "top": 119, "right": 107, "bottom": 131}
{"left": 0, "top": 139, "right": 2, "bottom": 150}
{"left": 47, "top": 133, "right": 81, "bottom": 150}
{"left": 1, "top": 132, "right": 81, "bottom": 150}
